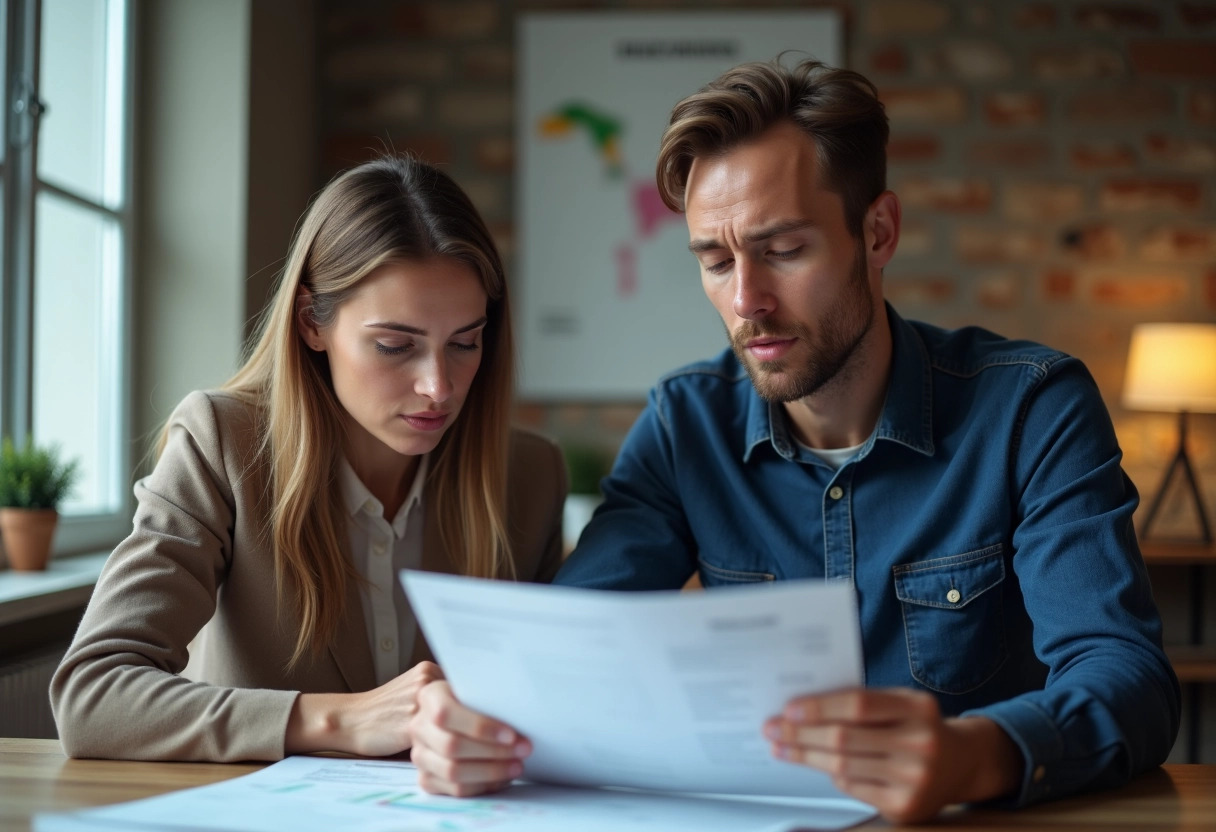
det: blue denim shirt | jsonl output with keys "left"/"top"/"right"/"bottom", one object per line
{"left": 556, "top": 305, "right": 1180, "bottom": 807}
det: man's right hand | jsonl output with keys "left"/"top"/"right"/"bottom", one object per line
{"left": 408, "top": 680, "right": 532, "bottom": 797}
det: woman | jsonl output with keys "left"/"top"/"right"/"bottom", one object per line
{"left": 51, "top": 156, "right": 566, "bottom": 761}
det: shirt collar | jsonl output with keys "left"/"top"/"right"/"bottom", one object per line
{"left": 338, "top": 453, "right": 429, "bottom": 537}
{"left": 873, "top": 303, "right": 935, "bottom": 457}
{"left": 741, "top": 303, "right": 935, "bottom": 463}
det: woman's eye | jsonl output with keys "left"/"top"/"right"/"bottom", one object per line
{"left": 450, "top": 341, "right": 480, "bottom": 353}
{"left": 375, "top": 342, "right": 410, "bottom": 356}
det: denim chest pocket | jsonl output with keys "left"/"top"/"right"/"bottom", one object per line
{"left": 893, "top": 544, "right": 1007, "bottom": 695}
{"left": 698, "top": 556, "right": 775, "bottom": 586}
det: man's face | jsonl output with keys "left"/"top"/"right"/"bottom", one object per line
{"left": 684, "top": 122, "right": 879, "bottom": 403}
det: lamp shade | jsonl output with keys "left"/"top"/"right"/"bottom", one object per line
{"left": 1123, "top": 323, "right": 1216, "bottom": 413}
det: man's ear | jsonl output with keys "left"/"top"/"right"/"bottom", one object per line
{"left": 864, "top": 190, "right": 901, "bottom": 271}
{"left": 295, "top": 289, "right": 324, "bottom": 352}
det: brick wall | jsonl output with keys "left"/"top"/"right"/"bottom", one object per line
{"left": 318, "top": 0, "right": 1215, "bottom": 757}
{"left": 318, "top": 0, "right": 1214, "bottom": 523}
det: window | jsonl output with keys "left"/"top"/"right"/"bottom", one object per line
{"left": 1, "top": 0, "right": 133, "bottom": 553}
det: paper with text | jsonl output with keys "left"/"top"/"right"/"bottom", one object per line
{"left": 34, "top": 755, "right": 876, "bottom": 832}
{"left": 401, "top": 572, "right": 867, "bottom": 802}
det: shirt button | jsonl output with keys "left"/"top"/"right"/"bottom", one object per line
{"left": 362, "top": 499, "right": 377, "bottom": 514}
{"left": 828, "top": 486, "right": 844, "bottom": 500}
{"left": 1032, "top": 765, "right": 1046, "bottom": 783}
{"left": 373, "top": 541, "right": 388, "bottom": 556}
{"left": 946, "top": 589, "right": 961, "bottom": 604}
{"left": 380, "top": 637, "right": 395, "bottom": 652}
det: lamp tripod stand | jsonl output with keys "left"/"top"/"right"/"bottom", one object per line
{"left": 1139, "top": 410, "right": 1213, "bottom": 543}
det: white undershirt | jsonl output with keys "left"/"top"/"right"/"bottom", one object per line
{"left": 338, "top": 455, "right": 428, "bottom": 686}
{"left": 798, "top": 440, "right": 865, "bottom": 470}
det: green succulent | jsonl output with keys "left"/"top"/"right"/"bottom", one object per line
{"left": 0, "top": 436, "right": 80, "bottom": 509}
{"left": 562, "top": 444, "right": 614, "bottom": 496}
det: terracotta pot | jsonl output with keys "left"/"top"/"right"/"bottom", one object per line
{"left": 0, "top": 507, "right": 58, "bottom": 571}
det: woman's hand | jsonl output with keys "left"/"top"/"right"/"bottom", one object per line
{"left": 408, "top": 680, "right": 531, "bottom": 796}
{"left": 764, "top": 687, "right": 1022, "bottom": 823}
{"left": 285, "top": 660, "right": 445, "bottom": 756}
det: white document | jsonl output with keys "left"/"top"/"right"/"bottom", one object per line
{"left": 401, "top": 572, "right": 869, "bottom": 802}
{"left": 34, "top": 755, "right": 874, "bottom": 832}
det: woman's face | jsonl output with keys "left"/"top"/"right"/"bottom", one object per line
{"left": 304, "top": 257, "right": 489, "bottom": 464}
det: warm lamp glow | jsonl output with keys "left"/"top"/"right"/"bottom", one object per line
{"left": 1123, "top": 323, "right": 1216, "bottom": 414}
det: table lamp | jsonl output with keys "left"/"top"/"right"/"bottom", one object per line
{"left": 1123, "top": 323, "right": 1216, "bottom": 542}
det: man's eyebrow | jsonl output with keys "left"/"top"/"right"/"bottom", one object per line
{"left": 365, "top": 316, "right": 488, "bottom": 336}
{"left": 688, "top": 219, "right": 815, "bottom": 254}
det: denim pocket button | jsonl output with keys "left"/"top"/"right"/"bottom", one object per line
{"left": 893, "top": 543, "right": 1007, "bottom": 694}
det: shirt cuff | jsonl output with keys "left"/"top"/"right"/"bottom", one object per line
{"left": 961, "top": 697, "right": 1063, "bottom": 807}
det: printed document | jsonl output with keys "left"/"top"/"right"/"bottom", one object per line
{"left": 34, "top": 755, "right": 876, "bottom": 832}
{"left": 35, "top": 578, "right": 875, "bottom": 832}
{"left": 401, "top": 572, "right": 868, "bottom": 801}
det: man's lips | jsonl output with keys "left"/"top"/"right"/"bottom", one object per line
{"left": 745, "top": 336, "right": 796, "bottom": 361}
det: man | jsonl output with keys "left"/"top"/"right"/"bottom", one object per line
{"left": 407, "top": 59, "right": 1180, "bottom": 822}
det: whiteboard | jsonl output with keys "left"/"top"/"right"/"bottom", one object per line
{"left": 516, "top": 12, "right": 842, "bottom": 400}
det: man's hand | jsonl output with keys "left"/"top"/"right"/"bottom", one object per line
{"left": 764, "top": 687, "right": 1022, "bottom": 823}
{"left": 408, "top": 680, "right": 531, "bottom": 797}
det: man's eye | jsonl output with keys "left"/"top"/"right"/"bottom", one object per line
{"left": 704, "top": 259, "right": 731, "bottom": 274}
{"left": 771, "top": 246, "right": 804, "bottom": 259}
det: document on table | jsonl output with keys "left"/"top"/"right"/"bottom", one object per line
{"left": 401, "top": 571, "right": 869, "bottom": 802}
{"left": 34, "top": 755, "right": 876, "bottom": 832}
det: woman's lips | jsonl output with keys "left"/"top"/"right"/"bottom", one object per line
{"left": 402, "top": 412, "right": 450, "bottom": 431}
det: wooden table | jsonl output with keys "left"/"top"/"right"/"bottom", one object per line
{"left": 1, "top": 738, "right": 1213, "bottom": 831}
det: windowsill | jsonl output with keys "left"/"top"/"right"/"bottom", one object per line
{"left": 0, "top": 552, "right": 108, "bottom": 627}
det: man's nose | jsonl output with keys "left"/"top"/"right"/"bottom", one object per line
{"left": 732, "top": 259, "right": 776, "bottom": 320}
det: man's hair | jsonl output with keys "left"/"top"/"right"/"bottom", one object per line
{"left": 656, "top": 58, "right": 889, "bottom": 238}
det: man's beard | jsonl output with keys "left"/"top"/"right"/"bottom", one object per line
{"left": 730, "top": 241, "right": 875, "bottom": 403}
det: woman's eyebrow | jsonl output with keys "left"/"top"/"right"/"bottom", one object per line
{"left": 365, "top": 316, "right": 488, "bottom": 336}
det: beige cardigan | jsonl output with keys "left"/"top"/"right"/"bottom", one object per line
{"left": 50, "top": 390, "right": 566, "bottom": 762}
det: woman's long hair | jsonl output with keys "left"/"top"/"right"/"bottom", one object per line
{"left": 160, "top": 156, "right": 516, "bottom": 667}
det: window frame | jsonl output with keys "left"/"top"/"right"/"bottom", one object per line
{"left": 1, "top": 0, "right": 136, "bottom": 556}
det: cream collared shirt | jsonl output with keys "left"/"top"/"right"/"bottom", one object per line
{"left": 338, "top": 455, "right": 428, "bottom": 686}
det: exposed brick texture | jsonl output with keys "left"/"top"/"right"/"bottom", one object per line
{"left": 1067, "top": 86, "right": 1175, "bottom": 121}
{"left": 887, "top": 134, "right": 941, "bottom": 162}
{"left": 983, "top": 91, "right": 1046, "bottom": 126}
{"left": 863, "top": 0, "right": 950, "bottom": 35}
{"left": 1100, "top": 179, "right": 1203, "bottom": 213}
{"left": 1031, "top": 45, "right": 1124, "bottom": 79}
{"left": 1061, "top": 223, "right": 1129, "bottom": 260}
{"left": 879, "top": 85, "right": 968, "bottom": 123}
{"left": 1074, "top": 4, "right": 1163, "bottom": 30}
{"left": 1130, "top": 40, "right": 1216, "bottom": 78}
{"left": 899, "top": 176, "right": 992, "bottom": 213}
{"left": 1070, "top": 142, "right": 1138, "bottom": 169}
{"left": 317, "top": 4, "right": 1216, "bottom": 675}
{"left": 966, "top": 139, "right": 1053, "bottom": 168}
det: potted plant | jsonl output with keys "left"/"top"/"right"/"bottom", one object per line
{"left": 561, "top": 443, "right": 614, "bottom": 553}
{"left": 0, "top": 436, "right": 79, "bottom": 571}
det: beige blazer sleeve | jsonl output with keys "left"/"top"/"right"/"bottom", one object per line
{"left": 51, "top": 393, "right": 569, "bottom": 762}
{"left": 50, "top": 391, "right": 299, "bottom": 762}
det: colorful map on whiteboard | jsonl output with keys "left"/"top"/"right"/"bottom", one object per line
{"left": 538, "top": 101, "right": 683, "bottom": 298}
{"left": 518, "top": 13, "right": 842, "bottom": 398}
